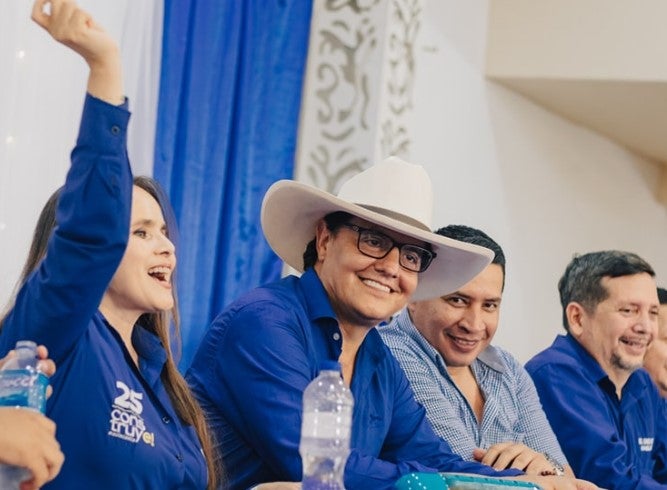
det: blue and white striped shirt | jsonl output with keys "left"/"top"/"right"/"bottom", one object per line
{"left": 380, "top": 308, "right": 567, "bottom": 468}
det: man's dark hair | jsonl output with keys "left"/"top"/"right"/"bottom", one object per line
{"left": 302, "top": 211, "right": 352, "bottom": 269}
{"left": 558, "top": 251, "right": 655, "bottom": 331}
{"left": 658, "top": 287, "right": 667, "bottom": 305}
{"left": 435, "top": 225, "right": 506, "bottom": 290}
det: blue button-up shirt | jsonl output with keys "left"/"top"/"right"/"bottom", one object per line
{"left": 187, "top": 268, "right": 521, "bottom": 490}
{"left": 380, "top": 309, "right": 567, "bottom": 467}
{"left": 526, "top": 334, "right": 667, "bottom": 488}
{"left": 0, "top": 95, "right": 207, "bottom": 489}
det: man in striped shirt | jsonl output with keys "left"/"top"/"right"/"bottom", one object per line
{"left": 380, "top": 225, "right": 572, "bottom": 477}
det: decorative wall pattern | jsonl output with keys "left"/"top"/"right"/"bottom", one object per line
{"left": 380, "top": 0, "right": 421, "bottom": 158}
{"left": 295, "top": 0, "right": 422, "bottom": 193}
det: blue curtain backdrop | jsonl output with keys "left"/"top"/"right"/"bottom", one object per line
{"left": 154, "top": 0, "right": 314, "bottom": 370}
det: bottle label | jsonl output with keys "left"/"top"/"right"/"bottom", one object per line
{"left": 0, "top": 370, "right": 48, "bottom": 413}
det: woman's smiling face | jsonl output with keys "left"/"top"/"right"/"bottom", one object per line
{"left": 102, "top": 186, "right": 176, "bottom": 319}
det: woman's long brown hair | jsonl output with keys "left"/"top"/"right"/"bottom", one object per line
{"left": 1, "top": 177, "right": 221, "bottom": 488}
{"left": 134, "top": 176, "right": 221, "bottom": 488}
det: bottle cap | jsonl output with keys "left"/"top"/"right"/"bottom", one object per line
{"left": 319, "top": 360, "right": 341, "bottom": 372}
{"left": 15, "top": 340, "right": 37, "bottom": 351}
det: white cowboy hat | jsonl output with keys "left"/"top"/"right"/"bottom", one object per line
{"left": 260, "top": 156, "right": 493, "bottom": 301}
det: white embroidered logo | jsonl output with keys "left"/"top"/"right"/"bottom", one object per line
{"left": 108, "top": 381, "right": 155, "bottom": 446}
{"left": 638, "top": 437, "right": 653, "bottom": 452}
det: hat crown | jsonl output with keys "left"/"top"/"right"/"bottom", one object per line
{"left": 336, "top": 156, "right": 433, "bottom": 231}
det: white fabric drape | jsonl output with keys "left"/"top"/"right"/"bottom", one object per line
{"left": 0, "top": 0, "right": 163, "bottom": 305}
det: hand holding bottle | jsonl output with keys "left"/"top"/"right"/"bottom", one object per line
{"left": 0, "top": 408, "right": 63, "bottom": 490}
{"left": 0, "top": 341, "right": 63, "bottom": 489}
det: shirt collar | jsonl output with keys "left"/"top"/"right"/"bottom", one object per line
{"left": 132, "top": 323, "right": 168, "bottom": 385}
{"left": 558, "top": 333, "right": 609, "bottom": 383}
{"left": 476, "top": 345, "right": 505, "bottom": 373}
{"left": 395, "top": 308, "right": 441, "bottom": 362}
{"left": 559, "top": 334, "right": 653, "bottom": 401}
{"left": 298, "top": 268, "right": 338, "bottom": 323}
{"left": 300, "top": 268, "right": 387, "bottom": 364}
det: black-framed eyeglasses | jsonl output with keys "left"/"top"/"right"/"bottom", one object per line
{"left": 340, "top": 223, "right": 436, "bottom": 273}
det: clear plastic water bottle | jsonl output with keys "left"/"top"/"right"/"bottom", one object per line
{"left": 0, "top": 340, "right": 49, "bottom": 489}
{"left": 300, "top": 361, "right": 354, "bottom": 490}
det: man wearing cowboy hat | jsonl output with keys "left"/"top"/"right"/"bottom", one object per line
{"left": 186, "top": 157, "right": 597, "bottom": 490}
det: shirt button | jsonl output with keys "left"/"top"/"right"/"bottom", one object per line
{"left": 111, "top": 125, "right": 121, "bottom": 135}
{"left": 162, "top": 416, "right": 171, "bottom": 424}
{"left": 176, "top": 453, "right": 184, "bottom": 462}
{"left": 332, "top": 332, "right": 341, "bottom": 341}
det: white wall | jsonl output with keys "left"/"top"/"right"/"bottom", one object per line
{"left": 412, "top": 0, "right": 667, "bottom": 362}
{"left": 0, "top": 1, "right": 162, "bottom": 306}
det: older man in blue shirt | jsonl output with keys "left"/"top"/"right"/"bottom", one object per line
{"left": 526, "top": 251, "right": 667, "bottom": 488}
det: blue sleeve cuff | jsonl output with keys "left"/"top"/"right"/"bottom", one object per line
{"left": 76, "top": 93, "right": 131, "bottom": 152}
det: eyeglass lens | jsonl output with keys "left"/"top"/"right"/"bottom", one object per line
{"left": 355, "top": 227, "right": 432, "bottom": 272}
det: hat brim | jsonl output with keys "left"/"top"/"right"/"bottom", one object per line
{"left": 261, "top": 180, "right": 493, "bottom": 301}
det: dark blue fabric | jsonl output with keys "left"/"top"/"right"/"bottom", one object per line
{"left": 154, "top": 0, "right": 313, "bottom": 370}
{"left": 526, "top": 334, "right": 667, "bottom": 488}
{"left": 186, "top": 268, "right": 521, "bottom": 490}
